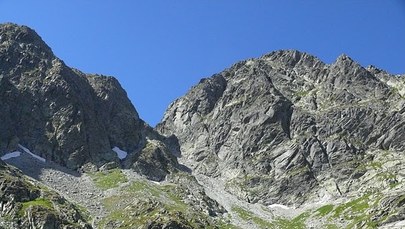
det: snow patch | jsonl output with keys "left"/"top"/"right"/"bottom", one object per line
{"left": 112, "top": 146, "right": 127, "bottom": 160}
{"left": 268, "top": 204, "right": 291, "bottom": 210}
{"left": 18, "top": 144, "right": 46, "bottom": 162}
{"left": 1, "top": 151, "right": 21, "bottom": 160}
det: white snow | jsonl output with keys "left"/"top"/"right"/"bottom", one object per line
{"left": 112, "top": 146, "right": 127, "bottom": 160}
{"left": 1, "top": 151, "right": 21, "bottom": 160}
{"left": 268, "top": 204, "right": 291, "bottom": 210}
{"left": 18, "top": 144, "right": 46, "bottom": 162}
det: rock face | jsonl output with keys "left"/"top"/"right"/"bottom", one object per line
{"left": 0, "top": 23, "right": 179, "bottom": 176}
{"left": 0, "top": 22, "right": 191, "bottom": 228}
{"left": 2, "top": 23, "right": 405, "bottom": 228}
{"left": 157, "top": 50, "right": 405, "bottom": 206}
{"left": 0, "top": 161, "right": 91, "bottom": 228}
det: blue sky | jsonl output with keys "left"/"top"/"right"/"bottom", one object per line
{"left": 1, "top": 1, "right": 404, "bottom": 126}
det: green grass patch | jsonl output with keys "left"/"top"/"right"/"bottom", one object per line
{"left": 232, "top": 206, "right": 252, "bottom": 221}
{"left": 327, "top": 193, "right": 380, "bottom": 228}
{"left": 294, "top": 89, "right": 312, "bottom": 98}
{"left": 316, "top": 204, "right": 334, "bottom": 217}
{"left": 18, "top": 198, "right": 54, "bottom": 216}
{"left": 325, "top": 224, "right": 339, "bottom": 229}
{"left": 90, "top": 169, "right": 128, "bottom": 190}
{"left": 125, "top": 181, "right": 188, "bottom": 211}
{"left": 74, "top": 203, "right": 92, "bottom": 222}
{"left": 232, "top": 206, "right": 275, "bottom": 228}
{"left": 332, "top": 194, "right": 370, "bottom": 219}
{"left": 286, "top": 165, "right": 310, "bottom": 177}
{"left": 232, "top": 206, "right": 309, "bottom": 229}
{"left": 217, "top": 222, "right": 241, "bottom": 229}
{"left": 127, "top": 180, "right": 161, "bottom": 197}
{"left": 357, "top": 161, "right": 383, "bottom": 171}
{"left": 282, "top": 212, "right": 309, "bottom": 229}
{"left": 99, "top": 180, "right": 210, "bottom": 228}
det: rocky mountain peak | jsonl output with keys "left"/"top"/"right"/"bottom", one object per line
{"left": 158, "top": 49, "right": 405, "bottom": 208}
{"left": 0, "top": 23, "right": 54, "bottom": 74}
{"left": 0, "top": 24, "right": 181, "bottom": 177}
{"left": 1, "top": 23, "right": 405, "bottom": 228}
{"left": 0, "top": 23, "right": 52, "bottom": 52}
{"left": 0, "top": 24, "right": 224, "bottom": 228}
{"left": 260, "top": 50, "right": 324, "bottom": 70}
{"left": 331, "top": 53, "right": 363, "bottom": 72}
{"left": 336, "top": 53, "right": 351, "bottom": 61}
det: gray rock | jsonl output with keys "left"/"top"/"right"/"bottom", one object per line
{"left": 0, "top": 162, "right": 91, "bottom": 228}
{"left": 0, "top": 23, "right": 188, "bottom": 227}
{"left": 2, "top": 23, "right": 405, "bottom": 227}
{"left": 0, "top": 23, "right": 180, "bottom": 181}
{"left": 157, "top": 49, "right": 405, "bottom": 205}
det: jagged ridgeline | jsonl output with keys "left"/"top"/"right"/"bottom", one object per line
{"left": 1, "top": 23, "right": 405, "bottom": 228}
{"left": 0, "top": 23, "right": 182, "bottom": 177}
{"left": 1, "top": 23, "right": 142, "bottom": 169}
{"left": 0, "top": 24, "right": 224, "bottom": 228}
{"left": 157, "top": 50, "right": 405, "bottom": 226}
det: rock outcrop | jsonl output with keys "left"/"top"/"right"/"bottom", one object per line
{"left": 0, "top": 23, "right": 224, "bottom": 228}
{"left": 2, "top": 23, "right": 405, "bottom": 228}
{"left": 0, "top": 23, "right": 179, "bottom": 179}
{"left": 157, "top": 50, "right": 405, "bottom": 206}
{"left": 0, "top": 160, "right": 91, "bottom": 228}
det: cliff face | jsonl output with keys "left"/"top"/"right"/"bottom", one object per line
{"left": 0, "top": 23, "right": 181, "bottom": 175}
{"left": 2, "top": 23, "right": 405, "bottom": 228}
{"left": 158, "top": 50, "right": 405, "bottom": 206}
{"left": 0, "top": 24, "right": 222, "bottom": 228}
{"left": 0, "top": 24, "right": 141, "bottom": 169}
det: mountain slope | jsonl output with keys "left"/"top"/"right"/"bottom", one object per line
{"left": 0, "top": 23, "right": 141, "bottom": 169}
{"left": 157, "top": 50, "right": 405, "bottom": 227}
{"left": 0, "top": 160, "right": 91, "bottom": 228}
{"left": 0, "top": 23, "right": 184, "bottom": 180}
{"left": 0, "top": 23, "right": 227, "bottom": 228}
{"left": 1, "top": 23, "right": 405, "bottom": 228}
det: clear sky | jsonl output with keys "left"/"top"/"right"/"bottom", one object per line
{"left": 1, "top": 1, "right": 404, "bottom": 126}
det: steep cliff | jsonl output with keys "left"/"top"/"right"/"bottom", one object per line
{"left": 2, "top": 22, "right": 405, "bottom": 228}
{"left": 0, "top": 23, "right": 182, "bottom": 179}
{"left": 0, "top": 23, "right": 224, "bottom": 228}
{"left": 157, "top": 50, "right": 405, "bottom": 221}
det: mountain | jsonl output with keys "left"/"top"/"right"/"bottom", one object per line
{"left": 0, "top": 23, "right": 184, "bottom": 179}
{"left": 1, "top": 23, "right": 405, "bottom": 228}
{"left": 0, "top": 23, "right": 226, "bottom": 228}
{"left": 0, "top": 159, "right": 93, "bottom": 229}
{"left": 157, "top": 50, "right": 405, "bottom": 227}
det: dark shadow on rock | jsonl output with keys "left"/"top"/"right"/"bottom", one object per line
{"left": 0, "top": 77, "right": 81, "bottom": 179}
{"left": 176, "top": 163, "right": 192, "bottom": 174}
{"left": 3, "top": 151, "right": 81, "bottom": 181}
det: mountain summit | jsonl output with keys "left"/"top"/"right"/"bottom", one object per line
{"left": 1, "top": 24, "right": 405, "bottom": 228}
{"left": 0, "top": 23, "right": 227, "bottom": 229}
{"left": 157, "top": 49, "right": 405, "bottom": 226}
{"left": 0, "top": 23, "right": 180, "bottom": 176}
